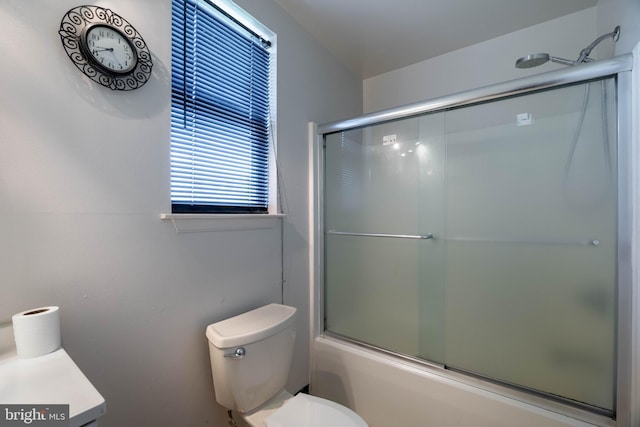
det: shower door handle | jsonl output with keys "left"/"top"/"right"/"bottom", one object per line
{"left": 327, "top": 231, "right": 434, "bottom": 240}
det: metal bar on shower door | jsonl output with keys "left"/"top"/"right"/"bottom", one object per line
{"left": 327, "top": 230, "right": 435, "bottom": 240}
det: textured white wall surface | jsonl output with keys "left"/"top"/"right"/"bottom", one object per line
{"left": 0, "top": 1, "right": 361, "bottom": 425}
{"left": 363, "top": 2, "right": 640, "bottom": 114}
{"left": 363, "top": 8, "right": 599, "bottom": 113}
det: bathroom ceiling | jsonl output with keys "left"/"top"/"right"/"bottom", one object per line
{"left": 272, "top": 0, "right": 598, "bottom": 79}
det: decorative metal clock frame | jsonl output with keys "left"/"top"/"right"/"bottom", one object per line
{"left": 59, "top": 5, "right": 153, "bottom": 91}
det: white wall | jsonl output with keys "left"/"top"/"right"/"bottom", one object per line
{"left": 597, "top": 0, "right": 640, "bottom": 56}
{"left": 363, "top": 8, "right": 599, "bottom": 113}
{"left": 0, "top": 1, "right": 361, "bottom": 426}
{"left": 231, "top": 0, "right": 364, "bottom": 396}
{"left": 363, "top": 2, "right": 640, "bottom": 114}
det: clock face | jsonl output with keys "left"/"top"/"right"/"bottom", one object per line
{"left": 83, "top": 25, "right": 138, "bottom": 75}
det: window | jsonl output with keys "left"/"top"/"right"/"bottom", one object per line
{"left": 171, "top": 0, "right": 275, "bottom": 214}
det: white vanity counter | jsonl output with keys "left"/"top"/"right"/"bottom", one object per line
{"left": 0, "top": 343, "right": 106, "bottom": 427}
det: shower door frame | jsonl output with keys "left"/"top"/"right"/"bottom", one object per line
{"left": 311, "top": 54, "right": 636, "bottom": 426}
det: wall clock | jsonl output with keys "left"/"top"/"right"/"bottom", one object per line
{"left": 58, "top": 5, "right": 153, "bottom": 91}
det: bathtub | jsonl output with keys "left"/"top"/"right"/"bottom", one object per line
{"left": 310, "top": 336, "right": 613, "bottom": 427}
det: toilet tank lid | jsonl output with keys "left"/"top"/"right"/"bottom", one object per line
{"left": 206, "top": 304, "right": 297, "bottom": 348}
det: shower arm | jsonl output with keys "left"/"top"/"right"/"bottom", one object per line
{"left": 549, "top": 56, "right": 576, "bottom": 66}
{"left": 576, "top": 26, "right": 621, "bottom": 64}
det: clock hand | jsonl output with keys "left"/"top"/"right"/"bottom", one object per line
{"left": 93, "top": 47, "right": 114, "bottom": 52}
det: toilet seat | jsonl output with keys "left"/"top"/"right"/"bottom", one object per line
{"left": 264, "top": 393, "right": 368, "bottom": 427}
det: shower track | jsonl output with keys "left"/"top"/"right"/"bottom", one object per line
{"left": 318, "top": 55, "right": 632, "bottom": 135}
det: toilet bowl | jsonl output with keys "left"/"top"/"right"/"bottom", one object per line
{"left": 206, "top": 303, "right": 368, "bottom": 427}
{"left": 242, "top": 389, "right": 367, "bottom": 427}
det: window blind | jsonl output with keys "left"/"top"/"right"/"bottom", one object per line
{"left": 171, "top": 0, "right": 271, "bottom": 213}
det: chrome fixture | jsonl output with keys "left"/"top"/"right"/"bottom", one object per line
{"left": 515, "top": 26, "right": 620, "bottom": 69}
{"left": 515, "top": 53, "right": 575, "bottom": 68}
{"left": 327, "top": 230, "right": 435, "bottom": 240}
{"left": 224, "top": 347, "right": 246, "bottom": 359}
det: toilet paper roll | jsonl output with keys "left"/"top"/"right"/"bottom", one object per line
{"left": 12, "top": 306, "right": 61, "bottom": 359}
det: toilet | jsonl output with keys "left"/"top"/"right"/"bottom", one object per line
{"left": 206, "top": 303, "right": 368, "bottom": 427}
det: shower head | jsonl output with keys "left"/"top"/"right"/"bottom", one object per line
{"left": 515, "top": 25, "right": 621, "bottom": 69}
{"left": 515, "top": 53, "right": 574, "bottom": 69}
{"left": 515, "top": 53, "right": 551, "bottom": 68}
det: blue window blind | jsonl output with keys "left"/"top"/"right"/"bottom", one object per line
{"left": 171, "top": 0, "right": 272, "bottom": 213}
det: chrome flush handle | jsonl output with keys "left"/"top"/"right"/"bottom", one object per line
{"left": 224, "top": 347, "right": 246, "bottom": 359}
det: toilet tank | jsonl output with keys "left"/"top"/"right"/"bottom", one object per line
{"left": 206, "top": 304, "right": 297, "bottom": 413}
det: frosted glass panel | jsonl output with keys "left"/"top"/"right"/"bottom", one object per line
{"left": 444, "top": 80, "right": 616, "bottom": 410}
{"left": 323, "top": 78, "right": 617, "bottom": 412}
{"left": 325, "top": 234, "right": 422, "bottom": 356}
{"left": 324, "top": 113, "right": 446, "bottom": 362}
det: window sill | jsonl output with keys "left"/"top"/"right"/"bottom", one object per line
{"left": 160, "top": 213, "right": 285, "bottom": 233}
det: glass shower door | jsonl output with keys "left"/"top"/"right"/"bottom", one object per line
{"left": 323, "top": 77, "right": 617, "bottom": 413}
{"left": 324, "top": 112, "right": 446, "bottom": 362}
{"left": 444, "top": 79, "right": 617, "bottom": 411}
